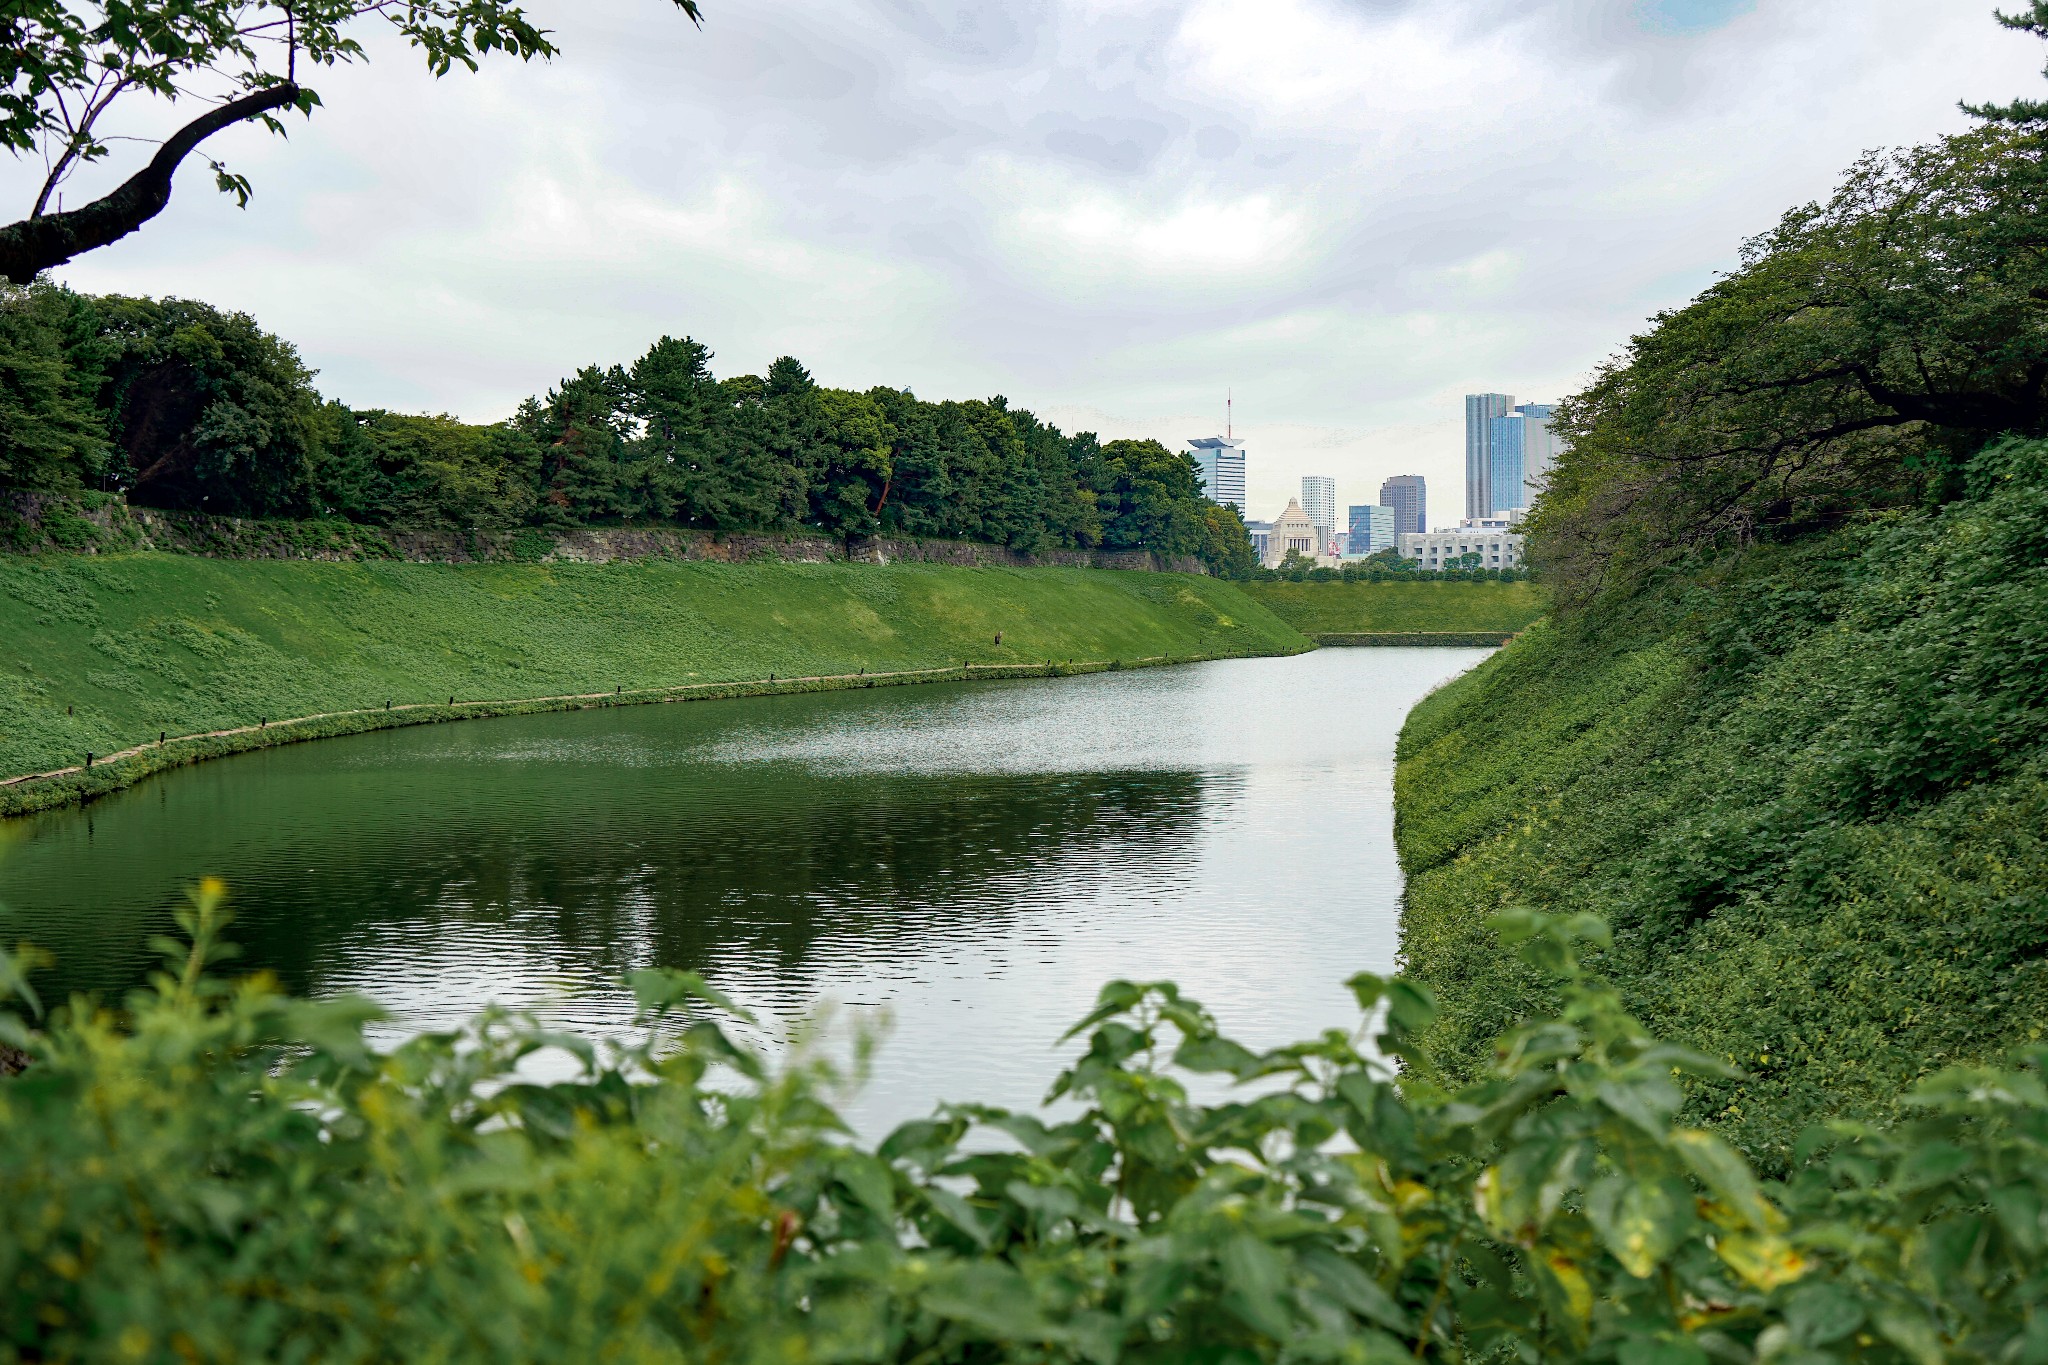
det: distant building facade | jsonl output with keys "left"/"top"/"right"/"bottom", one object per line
{"left": 1245, "top": 519, "right": 1272, "bottom": 563}
{"left": 1263, "top": 498, "right": 1321, "bottom": 569}
{"left": 1186, "top": 436, "right": 1247, "bottom": 515}
{"left": 1467, "top": 394, "right": 1561, "bottom": 518}
{"left": 1300, "top": 476, "right": 1337, "bottom": 550}
{"left": 1487, "top": 404, "right": 1558, "bottom": 514}
{"left": 1379, "top": 475, "right": 1426, "bottom": 536}
{"left": 1347, "top": 504, "right": 1395, "bottom": 555}
{"left": 1397, "top": 527, "right": 1525, "bottom": 571}
{"left": 1464, "top": 393, "right": 1513, "bottom": 520}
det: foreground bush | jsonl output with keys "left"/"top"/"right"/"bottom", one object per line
{"left": 2, "top": 890, "right": 2045, "bottom": 1362}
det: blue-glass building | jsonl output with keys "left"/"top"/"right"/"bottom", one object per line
{"left": 1464, "top": 393, "right": 1513, "bottom": 519}
{"left": 1347, "top": 504, "right": 1395, "bottom": 555}
{"left": 1485, "top": 403, "right": 1558, "bottom": 514}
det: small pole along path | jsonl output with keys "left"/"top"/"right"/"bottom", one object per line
{"left": 0, "top": 656, "right": 1178, "bottom": 794}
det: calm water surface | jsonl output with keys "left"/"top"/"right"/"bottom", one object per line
{"left": 1, "top": 648, "right": 1486, "bottom": 1130}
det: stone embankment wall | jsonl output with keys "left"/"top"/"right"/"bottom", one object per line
{"left": 0, "top": 492, "right": 1204, "bottom": 575}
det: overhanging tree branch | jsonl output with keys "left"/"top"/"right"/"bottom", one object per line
{"left": 0, "top": 82, "right": 299, "bottom": 285}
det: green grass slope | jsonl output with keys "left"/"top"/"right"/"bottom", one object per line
{"left": 0, "top": 556, "right": 1306, "bottom": 784}
{"left": 1393, "top": 439, "right": 2048, "bottom": 1165}
{"left": 1242, "top": 580, "right": 1546, "bottom": 636}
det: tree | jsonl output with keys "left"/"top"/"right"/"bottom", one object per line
{"left": 0, "top": 0, "right": 703, "bottom": 284}
{"left": 0, "top": 281, "right": 108, "bottom": 489}
{"left": 1195, "top": 502, "right": 1256, "bottom": 578}
{"left": 1095, "top": 438, "right": 1204, "bottom": 558}
{"left": 1965, "top": 2, "right": 2048, "bottom": 123}
{"left": 94, "top": 293, "right": 326, "bottom": 515}
{"left": 1531, "top": 123, "right": 2048, "bottom": 607}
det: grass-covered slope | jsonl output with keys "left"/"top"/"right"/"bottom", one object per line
{"left": 1395, "top": 439, "right": 2048, "bottom": 1164}
{"left": 0, "top": 556, "right": 1305, "bottom": 783}
{"left": 1242, "top": 581, "right": 1545, "bottom": 636}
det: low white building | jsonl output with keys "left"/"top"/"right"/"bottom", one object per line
{"left": 1397, "top": 527, "right": 1525, "bottom": 571}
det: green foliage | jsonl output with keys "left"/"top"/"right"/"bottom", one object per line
{"left": 0, "top": 0, "right": 696, "bottom": 239}
{"left": 0, "top": 555, "right": 1306, "bottom": 781}
{"left": 1397, "top": 438, "right": 2048, "bottom": 1164}
{"left": 1531, "top": 125, "right": 2048, "bottom": 606}
{"left": 87, "top": 292, "right": 328, "bottom": 516}
{"left": 1964, "top": 2, "right": 2048, "bottom": 122}
{"left": 1243, "top": 580, "right": 1548, "bottom": 636}
{"left": 1, "top": 286, "right": 1244, "bottom": 570}
{"left": 5, "top": 897, "right": 2046, "bottom": 1361}
{"left": 0, "top": 282, "right": 106, "bottom": 490}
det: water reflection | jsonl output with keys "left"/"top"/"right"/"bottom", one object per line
{"left": 1, "top": 648, "right": 1488, "bottom": 1129}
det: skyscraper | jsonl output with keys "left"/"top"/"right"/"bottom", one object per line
{"left": 1301, "top": 475, "right": 1336, "bottom": 551}
{"left": 1186, "top": 436, "right": 1247, "bottom": 515}
{"left": 1379, "top": 475, "right": 1426, "bottom": 535}
{"left": 1465, "top": 393, "right": 1513, "bottom": 520}
{"left": 1348, "top": 504, "right": 1395, "bottom": 555}
{"left": 1485, "top": 403, "right": 1559, "bottom": 514}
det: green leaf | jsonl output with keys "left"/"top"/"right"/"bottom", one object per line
{"left": 834, "top": 1152, "right": 897, "bottom": 1220}
{"left": 1585, "top": 1175, "right": 1691, "bottom": 1278}
{"left": 921, "top": 1185, "right": 992, "bottom": 1249}
{"left": 1173, "top": 1033, "right": 1263, "bottom": 1077}
{"left": 1059, "top": 979, "right": 1146, "bottom": 1042}
{"left": 1618, "top": 1333, "right": 1710, "bottom": 1365}
{"left": 1297, "top": 1247, "right": 1409, "bottom": 1332}
{"left": 1891, "top": 1141, "right": 1973, "bottom": 1193}
{"left": 1874, "top": 1305, "right": 1945, "bottom": 1365}
{"left": 1220, "top": 1234, "right": 1294, "bottom": 1339}
{"left": 1670, "top": 1128, "right": 1776, "bottom": 1230}
{"left": 1784, "top": 1282, "right": 1865, "bottom": 1347}
{"left": 625, "top": 967, "right": 755, "bottom": 1023}
{"left": 919, "top": 1262, "right": 1053, "bottom": 1340}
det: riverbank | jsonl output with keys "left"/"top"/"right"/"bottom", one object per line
{"left": 0, "top": 555, "right": 1308, "bottom": 815}
{"left": 1392, "top": 439, "right": 2048, "bottom": 1164}
{"left": 1241, "top": 580, "right": 1545, "bottom": 640}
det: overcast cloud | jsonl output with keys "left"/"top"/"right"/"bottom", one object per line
{"left": 7, "top": 0, "right": 2038, "bottom": 522}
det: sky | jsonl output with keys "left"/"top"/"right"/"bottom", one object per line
{"left": 7, "top": 0, "right": 2039, "bottom": 527}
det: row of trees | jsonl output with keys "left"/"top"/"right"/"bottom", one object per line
{"left": 0, "top": 282, "right": 1255, "bottom": 574}
{"left": 1257, "top": 548, "right": 1532, "bottom": 583}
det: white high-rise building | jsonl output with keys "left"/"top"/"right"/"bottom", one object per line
{"left": 1186, "top": 437, "right": 1247, "bottom": 515}
{"left": 1300, "top": 475, "right": 1336, "bottom": 550}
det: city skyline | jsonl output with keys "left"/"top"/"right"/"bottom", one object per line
{"left": 5, "top": 6, "right": 2020, "bottom": 537}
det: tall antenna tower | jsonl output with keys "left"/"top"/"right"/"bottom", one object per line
{"left": 1227, "top": 389, "right": 1233, "bottom": 440}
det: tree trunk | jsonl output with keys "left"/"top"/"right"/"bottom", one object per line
{"left": 0, "top": 83, "right": 300, "bottom": 285}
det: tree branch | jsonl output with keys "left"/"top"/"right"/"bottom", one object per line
{"left": 0, "top": 82, "right": 299, "bottom": 285}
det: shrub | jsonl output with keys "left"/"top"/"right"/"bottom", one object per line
{"left": 3, "top": 892, "right": 2045, "bottom": 1361}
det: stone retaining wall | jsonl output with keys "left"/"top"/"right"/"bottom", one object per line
{"left": 1, "top": 492, "right": 1205, "bottom": 575}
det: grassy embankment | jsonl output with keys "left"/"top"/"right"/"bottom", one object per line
{"left": 1241, "top": 580, "right": 1545, "bottom": 644}
{"left": 1393, "top": 440, "right": 2048, "bottom": 1166}
{"left": 0, "top": 555, "right": 1308, "bottom": 815}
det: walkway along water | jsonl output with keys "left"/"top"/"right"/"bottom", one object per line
{"left": 0, "top": 656, "right": 1196, "bottom": 817}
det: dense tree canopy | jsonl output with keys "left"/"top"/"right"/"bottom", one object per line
{"left": 0, "top": 283, "right": 1249, "bottom": 571}
{"left": 0, "top": 0, "right": 702, "bottom": 283}
{"left": 1529, "top": 121, "right": 2048, "bottom": 607}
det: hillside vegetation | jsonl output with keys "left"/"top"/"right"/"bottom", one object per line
{"left": 1242, "top": 581, "right": 1546, "bottom": 636}
{"left": 0, "top": 556, "right": 1304, "bottom": 784}
{"left": 1396, "top": 113, "right": 2048, "bottom": 1165}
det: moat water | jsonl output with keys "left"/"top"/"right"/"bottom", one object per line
{"left": 0, "top": 647, "right": 1488, "bottom": 1131}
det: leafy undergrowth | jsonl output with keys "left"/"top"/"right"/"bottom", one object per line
{"left": 1396, "top": 439, "right": 2048, "bottom": 1165}
{"left": 1242, "top": 580, "right": 1548, "bottom": 636}
{"left": 0, "top": 558, "right": 1305, "bottom": 780}
{"left": 4, "top": 893, "right": 2044, "bottom": 1362}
